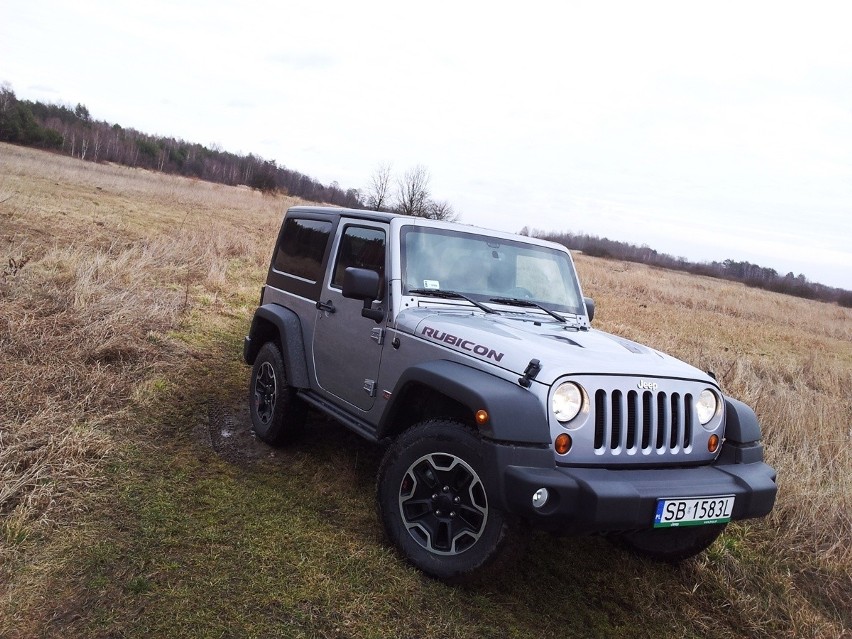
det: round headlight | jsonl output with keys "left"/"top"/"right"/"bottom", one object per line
{"left": 696, "top": 389, "right": 718, "bottom": 426}
{"left": 552, "top": 382, "right": 583, "bottom": 423}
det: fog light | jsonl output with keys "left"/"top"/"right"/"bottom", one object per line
{"left": 708, "top": 434, "right": 720, "bottom": 453}
{"left": 532, "top": 488, "right": 549, "bottom": 509}
{"left": 555, "top": 433, "right": 572, "bottom": 455}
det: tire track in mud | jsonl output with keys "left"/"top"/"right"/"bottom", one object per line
{"left": 206, "top": 400, "right": 271, "bottom": 466}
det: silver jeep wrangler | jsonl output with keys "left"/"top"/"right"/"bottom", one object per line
{"left": 244, "top": 206, "right": 777, "bottom": 582}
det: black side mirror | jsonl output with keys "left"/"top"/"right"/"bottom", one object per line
{"left": 583, "top": 296, "right": 595, "bottom": 323}
{"left": 342, "top": 267, "right": 384, "bottom": 323}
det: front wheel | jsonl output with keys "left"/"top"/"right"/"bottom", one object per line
{"left": 377, "top": 420, "right": 520, "bottom": 583}
{"left": 616, "top": 523, "right": 727, "bottom": 563}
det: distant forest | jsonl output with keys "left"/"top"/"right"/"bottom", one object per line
{"left": 1, "top": 83, "right": 849, "bottom": 306}
{"left": 524, "top": 228, "right": 852, "bottom": 308}
{"left": 0, "top": 84, "right": 363, "bottom": 207}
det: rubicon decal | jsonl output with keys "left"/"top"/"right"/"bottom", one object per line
{"left": 421, "top": 326, "right": 505, "bottom": 362}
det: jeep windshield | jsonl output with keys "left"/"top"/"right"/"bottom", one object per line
{"left": 401, "top": 226, "right": 585, "bottom": 316}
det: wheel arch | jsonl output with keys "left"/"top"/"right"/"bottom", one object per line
{"left": 378, "top": 382, "right": 473, "bottom": 439}
{"left": 377, "top": 360, "right": 550, "bottom": 445}
{"left": 244, "top": 304, "right": 310, "bottom": 389}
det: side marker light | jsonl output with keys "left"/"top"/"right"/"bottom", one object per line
{"left": 555, "top": 433, "right": 572, "bottom": 455}
{"left": 708, "top": 434, "right": 720, "bottom": 453}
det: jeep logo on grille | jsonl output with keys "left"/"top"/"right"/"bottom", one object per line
{"left": 637, "top": 379, "right": 658, "bottom": 391}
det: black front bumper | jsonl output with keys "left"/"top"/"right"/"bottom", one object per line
{"left": 488, "top": 443, "right": 778, "bottom": 534}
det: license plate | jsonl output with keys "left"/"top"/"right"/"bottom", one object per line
{"left": 654, "top": 496, "right": 735, "bottom": 528}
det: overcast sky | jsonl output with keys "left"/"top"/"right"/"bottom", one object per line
{"left": 3, "top": 1, "right": 851, "bottom": 289}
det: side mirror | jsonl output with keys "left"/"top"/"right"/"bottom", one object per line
{"left": 583, "top": 296, "right": 595, "bottom": 323}
{"left": 342, "top": 267, "right": 384, "bottom": 323}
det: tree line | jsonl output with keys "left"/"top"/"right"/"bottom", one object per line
{"left": 523, "top": 227, "right": 852, "bottom": 307}
{"left": 3, "top": 83, "right": 845, "bottom": 305}
{"left": 0, "top": 84, "right": 462, "bottom": 220}
{"left": 0, "top": 83, "right": 362, "bottom": 207}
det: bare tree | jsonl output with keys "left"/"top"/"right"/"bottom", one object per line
{"left": 396, "top": 164, "right": 431, "bottom": 217}
{"left": 425, "top": 199, "right": 458, "bottom": 221}
{"left": 365, "top": 162, "right": 392, "bottom": 211}
{"left": 92, "top": 129, "right": 100, "bottom": 162}
{"left": 0, "top": 82, "right": 15, "bottom": 114}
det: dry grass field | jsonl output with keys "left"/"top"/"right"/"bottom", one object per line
{"left": 1, "top": 142, "right": 850, "bottom": 638}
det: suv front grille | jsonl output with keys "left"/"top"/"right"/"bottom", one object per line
{"left": 593, "top": 389, "right": 693, "bottom": 455}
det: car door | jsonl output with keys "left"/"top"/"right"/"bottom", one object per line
{"left": 312, "top": 220, "right": 388, "bottom": 411}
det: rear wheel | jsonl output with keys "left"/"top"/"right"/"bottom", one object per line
{"left": 377, "top": 420, "right": 520, "bottom": 583}
{"left": 616, "top": 523, "right": 727, "bottom": 563}
{"left": 249, "top": 342, "right": 306, "bottom": 445}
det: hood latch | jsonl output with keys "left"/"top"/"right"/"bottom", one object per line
{"left": 518, "top": 359, "right": 542, "bottom": 388}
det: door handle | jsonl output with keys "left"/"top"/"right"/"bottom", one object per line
{"left": 316, "top": 300, "right": 336, "bottom": 314}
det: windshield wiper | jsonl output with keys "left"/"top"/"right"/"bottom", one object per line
{"left": 409, "top": 288, "right": 498, "bottom": 314}
{"left": 489, "top": 297, "right": 568, "bottom": 323}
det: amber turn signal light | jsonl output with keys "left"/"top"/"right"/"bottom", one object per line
{"left": 555, "top": 433, "right": 572, "bottom": 455}
{"left": 708, "top": 434, "right": 720, "bottom": 453}
{"left": 475, "top": 410, "right": 489, "bottom": 426}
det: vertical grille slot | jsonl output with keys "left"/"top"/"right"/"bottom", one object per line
{"left": 641, "top": 391, "right": 653, "bottom": 450}
{"left": 670, "top": 394, "right": 680, "bottom": 449}
{"left": 656, "top": 393, "right": 667, "bottom": 450}
{"left": 626, "top": 391, "right": 638, "bottom": 450}
{"left": 594, "top": 390, "right": 606, "bottom": 449}
{"left": 684, "top": 393, "right": 693, "bottom": 449}
{"left": 610, "top": 390, "right": 623, "bottom": 449}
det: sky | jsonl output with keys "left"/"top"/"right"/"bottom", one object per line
{"left": 2, "top": 0, "right": 851, "bottom": 289}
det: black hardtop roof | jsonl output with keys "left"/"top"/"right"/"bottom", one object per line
{"left": 286, "top": 206, "right": 402, "bottom": 224}
{"left": 285, "top": 206, "right": 576, "bottom": 255}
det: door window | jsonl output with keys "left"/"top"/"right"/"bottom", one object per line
{"left": 331, "top": 226, "right": 386, "bottom": 292}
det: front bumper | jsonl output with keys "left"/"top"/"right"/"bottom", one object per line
{"left": 489, "top": 444, "right": 777, "bottom": 534}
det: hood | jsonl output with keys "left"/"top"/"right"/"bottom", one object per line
{"left": 395, "top": 306, "right": 715, "bottom": 386}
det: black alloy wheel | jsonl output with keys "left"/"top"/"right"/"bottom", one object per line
{"left": 377, "top": 420, "right": 520, "bottom": 583}
{"left": 398, "top": 452, "right": 488, "bottom": 555}
{"left": 254, "top": 360, "right": 277, "bottom": 426}
{"left": 248, "top": 342, "right": 306, "bottom": 445}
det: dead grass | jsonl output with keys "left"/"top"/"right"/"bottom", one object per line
{"left": 576, "top": 257, "right": 852, "bottom": 562}
{"left": 1, "top": 143, "right": 850, "bottom": 637}
{"left": 576, "top": 256, "right": 852, "bottom": 633}
{"left": 0, "top": 143, "right": 298, "bottom": 576}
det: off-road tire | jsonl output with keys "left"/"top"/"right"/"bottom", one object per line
{"left": 377, "top": 420, "right": 520, "bottom": 583}
{"left": 249, "top": 342, "right": 307, "bottom": 445}
{"left": 616, "top": 523, "right": 727, "bottom": 564}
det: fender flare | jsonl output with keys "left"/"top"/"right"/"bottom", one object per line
{"left": 723, "top": 397, "right": 763, "bottom": 443}
{"left": 244, "top": 305, "right": 310, "bottom": 389}
{"left": 377, "top": 360, "right": 550, "bottom": 445}
{"left": 717, "top": 397, "right": 766, "bottom": 465}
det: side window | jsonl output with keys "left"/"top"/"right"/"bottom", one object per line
{"left": 273, "top": 218, "right": 333, "bottom": 282}
{"left": 331, "top": 226, "right": 386, "bottom": 290}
